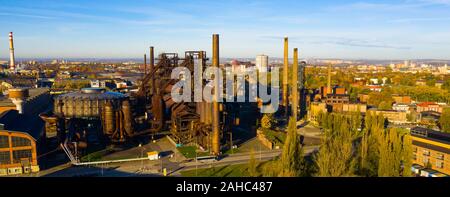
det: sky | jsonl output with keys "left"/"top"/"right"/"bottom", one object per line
{"left": 1, "top": 0, "right": 450, "bottom": 60}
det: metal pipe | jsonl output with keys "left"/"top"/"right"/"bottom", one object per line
{"left": 283, "top": 37, "right": 289, "bottom": 116}
{"left": 9, "top": 32, "right": 15, "bottom": 71}
{"left": 292, "top": 48, "right": 298, "bottom": 121}
{"left": 212, "top": 34, "right": 220, "bottom": 155}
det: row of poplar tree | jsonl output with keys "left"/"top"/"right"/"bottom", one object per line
{"left": 250, "top": 111, "right": 413, "bottom": 177}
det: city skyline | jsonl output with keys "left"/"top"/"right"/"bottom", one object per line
{"left": 1, "top": 0, "right": 450, "bottom": 59}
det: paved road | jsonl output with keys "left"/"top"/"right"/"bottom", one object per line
{"left": 39, "top": 145, "right": 319, "bottom": 177}
{"left": 176, "top": 146, "right": 319, "bottom": 174}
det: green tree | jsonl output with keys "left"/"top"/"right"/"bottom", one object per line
{"left": 314, "top": 114, "right": 355, "bottom": 177}
{"left": 277, "top": 118, "right": 307, "bottom": 177}
{"left": 357, "top": 112, "right": 385, "bottom": 177}
{"left": 247, "top": 149, "right": 259, "bottom": 177}
{"left": 378, "top": 128, "right": 412, "bottom": 177}
{"left": 439, "top": 108, "right": 450, "bottom": 133}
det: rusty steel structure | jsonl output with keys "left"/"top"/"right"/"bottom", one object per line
{"left": 133, "top": 34, "right": 233, "bottom": 154}
{"left": 41, "top": 34, "right": 240, "bottom": 158}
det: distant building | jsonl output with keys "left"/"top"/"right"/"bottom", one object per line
{"left": 342, "top": 103, "right": 367, "bottom": 113}
{"left": 417, "top": 102, "right": 443, "bottom": 114}
{"left": 392, "top": 95, "right": 412, "bottom": 104}
{"left": 334, "top": 87, "right": 347, "bottom": 95}
{"left": 115, "top": 80, "right": 132, "bottom": 89}
{"left": 366, "top": 85, "right": 382, "bottom": 92}
{"left": 392, "top": 103, "right": 411, "bottom": 112}
{"left": 90, "top": 79, "right": 116, "bottom": 90}
{"left": 411, "top": 127, "right": 450, "bottom": 176}
{"left": 255, "top": 55, "right": 268, "bottom": 72}
{"left": 369, "top": 109, "right": 408, "bottom": 124}
{"left": 325, "top": 94, "right": 350, "bottom": 105}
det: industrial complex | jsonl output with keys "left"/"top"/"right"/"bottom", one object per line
{"left": 0, "top": 29, "right": 449, "bottom": 178}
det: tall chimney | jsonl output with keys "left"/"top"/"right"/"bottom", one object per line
{"left": 149, "top": 46, "right": 154, "bottom": 70}
{"left": 291, "top": 48, "right": 298, "bottom": 121}
{"left": 9, "top": 32, "right": 15, "bottom": 71}
{"left": 299, "top": 61, "right": 306, "bottom": 119}
{"left": 149, "top": 46, "right": 155, "bottom": 95}
{"left": 283, "top": 37, "right": 289, "bottom": 116}
{"left": 327, "top": 64, "right": 332, "bottom": 95}
{"left": 212, "top": 34, "right": 220, "bottom": 155}
{"left": 144, "top": 54, "right": 147, "bottom": 75}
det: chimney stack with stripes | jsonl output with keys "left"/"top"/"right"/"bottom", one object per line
{"left": 9, "top": 32, "right": 16, "bottom": 71}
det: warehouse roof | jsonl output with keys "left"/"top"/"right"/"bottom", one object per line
{"left": 0, "top": 110, "right": 45, "bottom": 141}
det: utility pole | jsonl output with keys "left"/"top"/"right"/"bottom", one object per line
{"left": 229, "top": 132, "right": 233, "bottom": 154}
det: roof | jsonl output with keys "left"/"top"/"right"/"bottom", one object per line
{"left": 411, "top": 127, "right": 450, "bottom": 145}
{"left": 0, "top": 110, "right": 45, "bottom": 141}
{"left": 56, "top": 89, "right": 126, "bottom": 101}
{"left": 326, "top": 94, "right": 350, "bottom": 97}
{"left": 417, "top": 102, "right": 438, "bottom": 107}
{"left": 0, "top": 88, "right": 50, "bottom": 107}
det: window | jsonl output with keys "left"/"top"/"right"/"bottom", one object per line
{"left": 0, "top": 135, "right": 8, "bottom": 148}
{"left": 12, "top": 150, "right": 32, "bottom": 163}
{"left": 413, "top": 147, "right": 418, "bottom": 153}
{"left": 436, "top": 153, "right": 444, "bottom": 160}
{"left": 436, "top": 161, "right": 444, "bottom": 169}
{"left": 0, "top": 151, "right": 10, "bottom": 164}
{"left": 423, "top": 150, "right": 430, "bottom": 156}
{"left": 11, "top": 137, "right": 31, "bottom": 147}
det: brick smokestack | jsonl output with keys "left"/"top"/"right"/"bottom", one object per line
{"left": 9, "top": 32, "right": 16, "bottom": 71}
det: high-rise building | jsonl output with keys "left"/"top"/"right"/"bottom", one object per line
{"left": 404, "top": 60, "right": 410, "bottom": 68}
{"left": 255, "top": 54, "right": 268, "bottom": 72}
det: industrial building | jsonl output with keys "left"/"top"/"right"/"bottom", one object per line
{"left": 0, "top": 110, "right": 45, "bottom": 175}
{"left": 368, "top": 109, "right": 408, "bottom": 124}
{"left": 0, "top": 87, "right": 51, "bottom": 175}
{"left": 37, "top": 34, "right": 248, "bottom": 161}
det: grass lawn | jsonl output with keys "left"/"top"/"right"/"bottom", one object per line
{"left": 80, "top": 147, "right": 114, "bottom": 162}
{"left": 260, "top": 128, "right": 286, "bottom": 146}
{"left": 180, "top": 164, "right": 249, "bottom": 177}
{"left": 177, "top": 146, "right": 211, "bottom": 159}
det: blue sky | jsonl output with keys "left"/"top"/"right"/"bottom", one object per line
{"left": 1, "top": 0, "right": 450, "bottom": 59}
